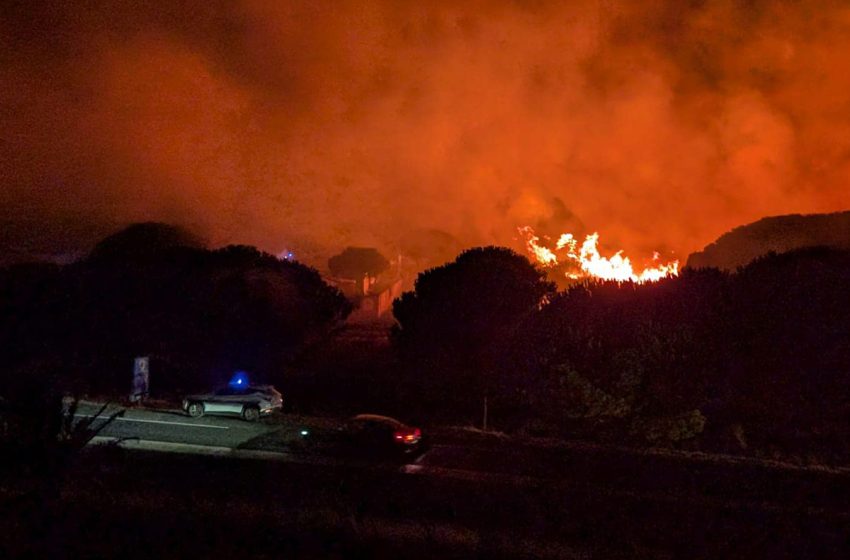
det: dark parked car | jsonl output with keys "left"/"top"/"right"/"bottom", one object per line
{"left": 341, "top": 414, "right": 426, "bottom": 457}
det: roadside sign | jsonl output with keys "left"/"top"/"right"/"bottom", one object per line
{"left": 130, "top": 356, "right": 150, "bottom": 403}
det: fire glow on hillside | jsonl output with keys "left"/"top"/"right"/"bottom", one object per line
{"left": 519, "top": 226, "right": 679, "bottom": 284}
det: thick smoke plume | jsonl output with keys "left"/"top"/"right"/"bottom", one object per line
{"left": 2, "top": 1, "right": 848, "bottom": 266}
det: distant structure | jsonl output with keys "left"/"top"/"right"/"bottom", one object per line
{"left": 687, "top": 210, "right": 850, "bottom": 270}
{"left": 324, "top": 246, "right": 403, "bottom": 322}
{"left": 325, "top": 270, "right": 403, "bottom": 323}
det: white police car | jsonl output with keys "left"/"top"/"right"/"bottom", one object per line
{"left": 182, "top": 373, "right": 283, "bottom": 422}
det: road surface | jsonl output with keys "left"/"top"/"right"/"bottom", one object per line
{"left": 36, "top": 402, "right": 850, "bottom": 557}
{"left": 75, "top": 401, "right": 850, "bottom": 512}
{"left": 75, "top": 402, "right": 275, "bottom": 448}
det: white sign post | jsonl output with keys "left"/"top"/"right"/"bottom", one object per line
{"left": 130, "top": 356, "right": 150, "bottom": 403}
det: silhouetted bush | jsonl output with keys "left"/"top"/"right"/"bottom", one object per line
{"left": 388, "top": 243, "right": 850, "bottom": 461}
{"left": 508, "top": 247, "right": 850, "bottom": 457}
{"left": 0, "top": 223, "right": 351, "bottom": 399}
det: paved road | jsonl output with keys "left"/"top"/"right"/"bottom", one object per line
{"left": 62, "top": 401, "right": 850, "bottom": 557}
{"left": 75, "top": 402, "right": 279, "bottom": 448}
{"left": 75, "top": 402, "right": 850, "bottom": 515}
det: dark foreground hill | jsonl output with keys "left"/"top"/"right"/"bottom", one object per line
{"left": 687, "top": 210, "right": 850, "bottom": 270}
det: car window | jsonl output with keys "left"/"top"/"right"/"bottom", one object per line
{"left": 347, "top": 420, "right": 367, "bottom": 433}
{"left": 348, "top": 419, "right": 378, "bottom": 434}
{"left": 364, "top": 421, "right": 392, "bottom": 436}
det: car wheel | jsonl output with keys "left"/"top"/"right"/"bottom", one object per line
{"left": 187, "top": 402, "right": 204, "bottom": 418}
{"left": 242, "top": 405, "right": 260, "bottom": 422}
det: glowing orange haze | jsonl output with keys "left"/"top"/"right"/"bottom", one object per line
{"left": 1, "top": 1, "right": 849, "bottom": 267}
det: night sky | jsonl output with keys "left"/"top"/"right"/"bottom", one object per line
{"left": 2, "top": 1, "right": 848, "bottom": 267}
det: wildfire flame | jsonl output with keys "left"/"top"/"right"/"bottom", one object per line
{"left": 518, "top": 226, "right": 679, "bottom": 284}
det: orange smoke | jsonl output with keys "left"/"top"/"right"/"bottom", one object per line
{"left": 519, "top": 226, "right": 679, "bottom": 284}
{"left": 2, "top": 1, "right": 850, "bottom": 266}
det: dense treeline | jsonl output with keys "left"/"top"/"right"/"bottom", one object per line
{"left": 0, "top": 223, "right": 351, "bottom": 399}
{"left": 2, "top": 223, "right": 849, "bottom": 462}
{"left": 394, "top": 246, "right": 850, "bottom": 461}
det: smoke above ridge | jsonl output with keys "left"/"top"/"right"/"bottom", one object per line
{"left": 2, "top": 0, "right": 848, "bottom": 266}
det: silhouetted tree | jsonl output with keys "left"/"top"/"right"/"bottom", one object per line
{"left": 720, "top": 247, "right": 850, "bottom": 458}
{"left": 0, "top": 263, "right": 69, "bottom": 378}
{"left": 392, "top": 246, "right": 555, "bottom": 423}
{"left": 0, "top": 226, "right": 351, "bottom": 399}
{"left": 6, "top": 221, "right": 850, "bottom": 462}
{"left": 328, "top": 247, "right": 390, "bottom": 279}
{"left": 87, "top": 222, "right": 205, "bottom": 263}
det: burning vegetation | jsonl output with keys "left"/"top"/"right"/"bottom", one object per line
{"left": 518, "top": 226, "right": 679, "bottom": 284}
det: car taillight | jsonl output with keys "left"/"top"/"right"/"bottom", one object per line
{"left": 395, "top": 427, "right": 421, "bottom": 443}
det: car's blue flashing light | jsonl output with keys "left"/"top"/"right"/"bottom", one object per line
{"left": 229, "top": 371, "right": 249, "bottom": 389}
